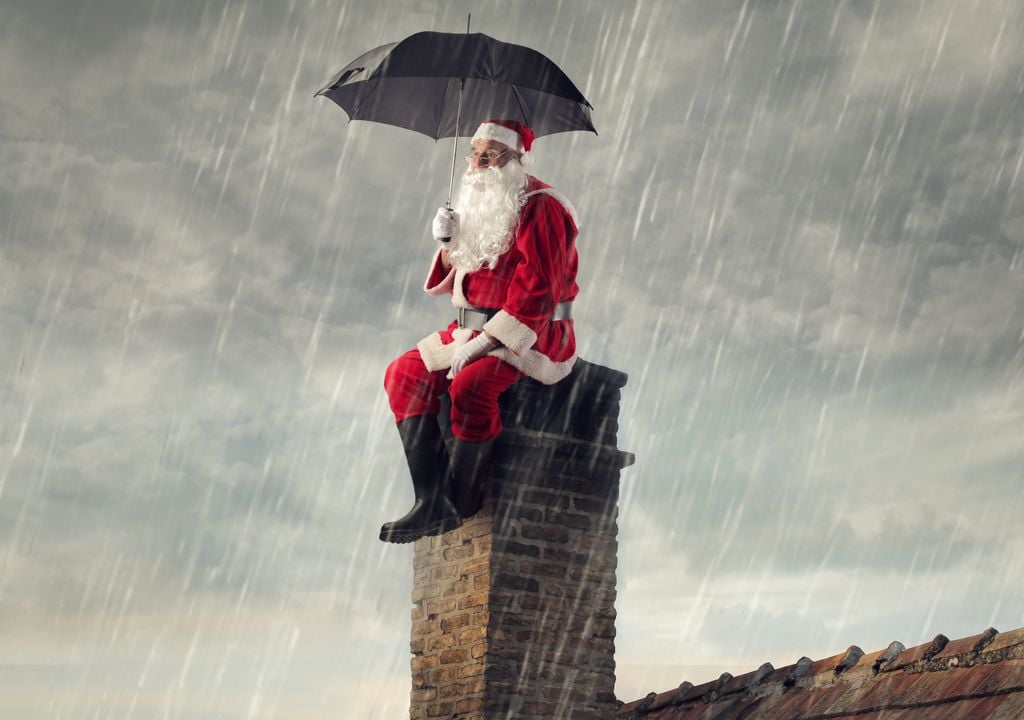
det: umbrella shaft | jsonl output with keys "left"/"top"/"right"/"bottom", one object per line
{"left": 447, "top": 79, "right": 465, "bottom": 210}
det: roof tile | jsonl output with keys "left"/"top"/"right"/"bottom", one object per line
{"left": 985, "top": 627, "right": 1024, "bottom": 656}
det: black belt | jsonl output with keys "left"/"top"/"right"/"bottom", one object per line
{"left": 456, "top": 302, "right": 573, "bottom": 331}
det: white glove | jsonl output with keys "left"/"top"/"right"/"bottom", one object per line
{"left": 449, "top": 333, "right": 499, "bottom": 378}
{"left": 432, "top": 207, "right": 460, "bottom": 243}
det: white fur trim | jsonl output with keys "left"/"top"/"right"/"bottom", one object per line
{"left": 490, "top": 347, "right": 577, "bottom": 385}
{"left": 525, "top": 188, "right": 580, "bottom": 230}
{"left": 416, "top": 327, "right": 474, "bottom": 372}
{"left": 472, "top": 123, "right": 523, "bottom": 153}
{"left": 483, "top": 310, "right": 538, "bottom": 355}
{"left": 424, "top": 247, "right": 456, "bottom": 296}
{"left": 451, "top": 269, "right": 472, "bottom": 309}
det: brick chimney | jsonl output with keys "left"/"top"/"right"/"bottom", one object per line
{"left": 410, "top": 360, "right": 633, "bottom": 720}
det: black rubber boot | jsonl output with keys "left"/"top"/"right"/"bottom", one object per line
{"left": 449, "top": 437, "right": 496, "bottom": 520}
{"left": 379, "top": 416, "right": 462, "bottom": 544}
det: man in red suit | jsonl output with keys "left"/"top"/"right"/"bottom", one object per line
{"left": 381, "top": 119, "right": 580, "bottom": 544}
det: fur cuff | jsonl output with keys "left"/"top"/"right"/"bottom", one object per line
{"left": 483, "top": 310, "right": 538, "bottom": 354}
{"left": 424, "top": 247, "right": 456, "bottom": 296}
{"left": 416, "top": 328, "right": 474, "bottom": 372}
{"left": 491, "top": 347, "right": 577, "bottom": 385}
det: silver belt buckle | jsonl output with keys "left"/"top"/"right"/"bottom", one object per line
{"left": 457, "top": 307, "right": 466, "bottom": 327}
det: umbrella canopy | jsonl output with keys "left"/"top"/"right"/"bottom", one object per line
{"left": 315, "top": 31, "right": 596, "bottom": 141}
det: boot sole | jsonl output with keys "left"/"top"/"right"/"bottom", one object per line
{"left": 379, "top": 515, "right": 463, "bottom": 544}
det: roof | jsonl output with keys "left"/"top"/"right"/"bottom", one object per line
{"left": 618, "top": 626, "right": 1024, "bottom": 719}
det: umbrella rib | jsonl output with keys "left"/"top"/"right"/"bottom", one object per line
{"left": 510, "top": 85, "right": 532, "bottom": 128}
{"left": 350, "top": 78, "right": 384, "bottom": 121}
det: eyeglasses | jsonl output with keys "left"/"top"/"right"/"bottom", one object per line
{"left": 464, "top": 150, "right": 510, "bottom": 166}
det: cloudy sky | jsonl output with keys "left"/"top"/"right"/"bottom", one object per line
{"left": 2, "top": 0, "right": 1023, "bottom": 717}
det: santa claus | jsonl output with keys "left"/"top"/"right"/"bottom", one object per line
{"left": 380, "top": 119, "right": 580, "bottom": 544}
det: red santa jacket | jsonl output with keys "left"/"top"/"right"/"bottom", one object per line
{"left": 416, "top": 176, "right": 580, "bottom": 385}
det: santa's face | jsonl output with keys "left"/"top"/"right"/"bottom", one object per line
{"left": 467, "top": 138, "right": 516, "bottom": 172}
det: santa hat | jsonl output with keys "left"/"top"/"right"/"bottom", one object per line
{"left": 472, "top": 119, "right": 535, "bottom": 156}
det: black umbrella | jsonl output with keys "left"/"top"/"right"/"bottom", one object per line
{"left": 315, "top": 25, "right": 596, "bottom": 208}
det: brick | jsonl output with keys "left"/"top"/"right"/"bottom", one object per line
{"left": 440, "top": 613, "right": 470, "bottom": 631}
{"left": 457, "top": 591, "right": 489, "bottom": 610}
{"left": 410, "top": 638, "right": 424, "bottom": 654}
{"left": 520, "top": 523, "right": 570, "bottom": 543}
{"left": 471, "top": 641, "right": 487, "bottom": 659}
{"left": 510, "top": 506, "right": 544, "bottom": 523}
{"left": 491, "top": 611, "right": 533, "bottom": 627}
{"left": 460, "top": 556, "right": 489, "bottom": 575}
{"left": 493, "top": 540, "right": 541, "bottom": 557}
{"left": 489, "top": 642, "right": 530, "bottom": 660}
{"left": 412, "top": 620, "right": 438, "bottom": 637}
{"left": 545, "top": 511, "right": 592, "bottom": 530}
{"left": 486, "top": 663, "right": 514, "bottom": 680}
{"left": 442, "top": 543, "right": 475, "bottom": 561}
{"left": 490, "top": 591, "right": 516, "bottom": 606}
{"left": 411, "top": 655, "right": 438, "bottom": 672}
{"left": 485, "top": 681, "right": 521, "bottom": 698}
{"left": 411, "top": 584, "right": 441, "bottom": 603}
{"left": 439, "top": 648, "right": 469, "bottom": 664}
{"left": 456, "top": 697, "right": 484, "bottom": 713}
{"left": 458, "top": 625, "right": 487, "bottom": 644}
{"left": 472, "top": 574, "right": 488, "bottom": 591}
{"left": 520, "top": 593, "right": 541, "bottom": 610}
{"left": 425, "top": 701, "right": 454, "bottom": 717}
{"left": 457, "top": 662, "right": 486, "bottom": 678}
{"left": 483, "top": 697, "right": 512, "bottom": 712}
{"left": 459, "top": 519, "right": 492, "bottom": 539}
{"left": 442, "top": 578, "right": 472, "bottom": 596}
{"left": 429, "top": 564, "right": 459, "bottom": 581}
{"left": 492, "top": 573, "right": 540, "bottom": 593}
{"left": 432, "top": 666, "right": 458, "bottom": 683}
{"left": 569, "top": 568, "right": 616, "bottom": 584}
{"left": 519, "top": 560, "right": 567, "bottom": 579}
{"left": 573, "top": 496, "right": 614, "bottom": 514}
{"left": 410, "top": 688, "right": 437, "bottom": 702}
{"left": 438, "top": 682, "right": 468, "bottom": 698}
{"left": 423, "top": 597, "right": 457, "bottom": 615}
{"left": 426, "top": 635, "right": 456, "bottom": 652}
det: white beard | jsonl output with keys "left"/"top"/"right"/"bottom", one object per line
{"left": 448, "top": 161, "right": 528, "bottom": 273}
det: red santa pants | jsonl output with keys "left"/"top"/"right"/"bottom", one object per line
{"left": 384, "top": 348, "right": 525, "bottom": 442}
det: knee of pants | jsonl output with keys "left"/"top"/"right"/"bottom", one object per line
{"left": 384, "top": 353, "right": 419, "bottom": 399}
{"left": 448, "top": 363, "right": 501, "bottom": 415}
{"left": 384, "top": 351, "right": 442, "bottom": 421}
